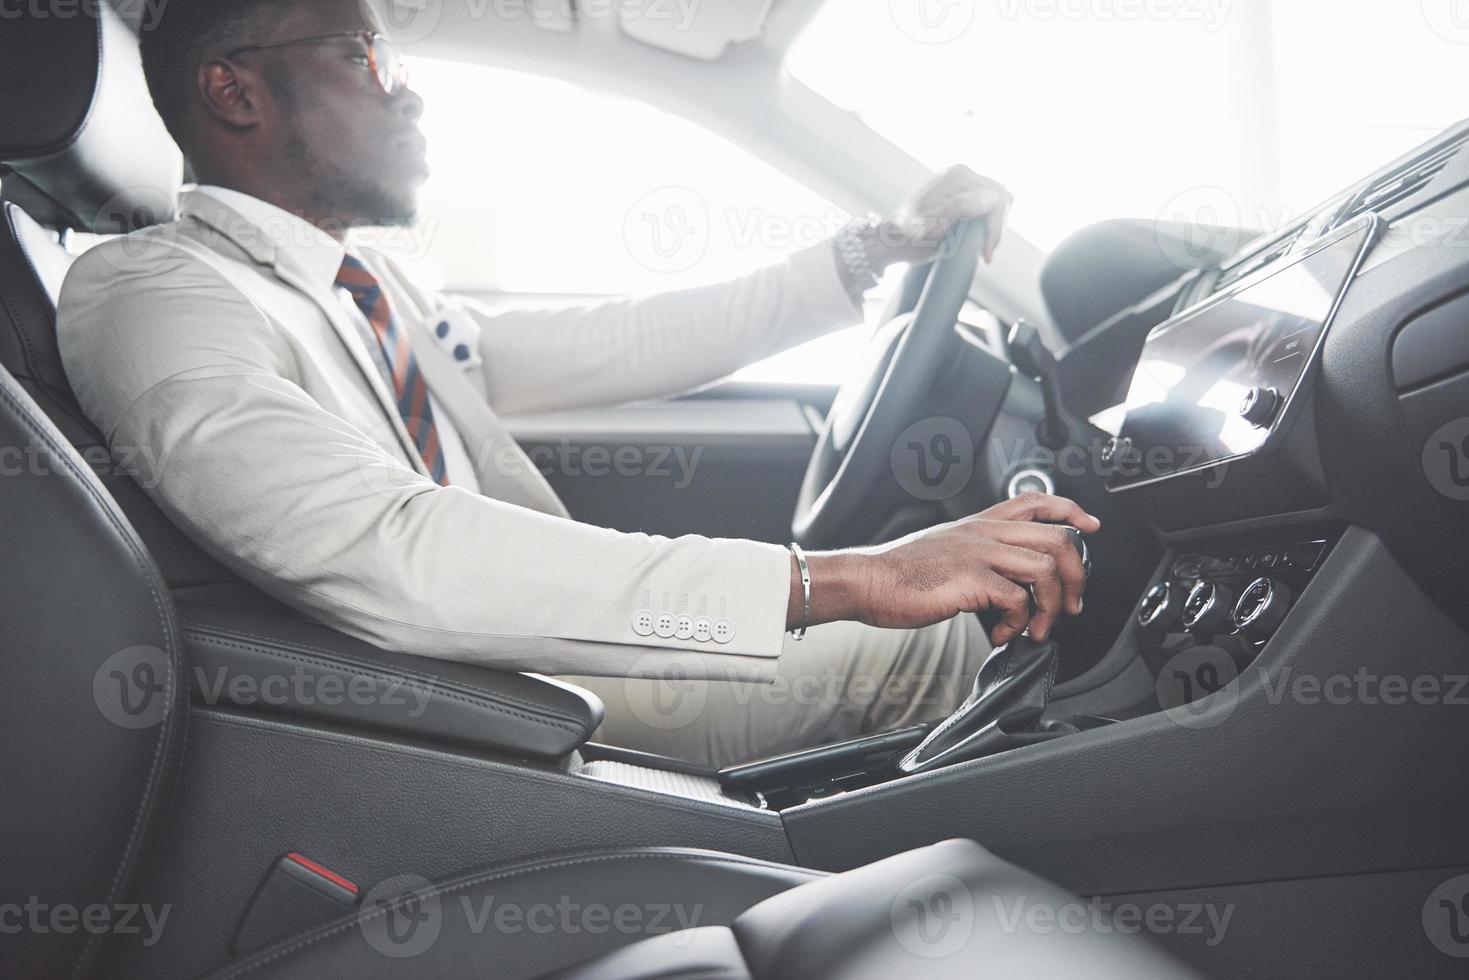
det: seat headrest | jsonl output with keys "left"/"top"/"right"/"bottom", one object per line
{"left": 0, "top": 0, "right": 183, "bottom": 233}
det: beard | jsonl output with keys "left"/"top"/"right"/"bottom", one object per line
{"left": 275, "top": 83, "right": 418, "bottom": 229}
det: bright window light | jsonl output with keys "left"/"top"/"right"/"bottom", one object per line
{"left": 390, "top": 57, "right": 865, "bottom": 384}
{"left": 789, "top": 0, "right": 1468, "bottom": 251}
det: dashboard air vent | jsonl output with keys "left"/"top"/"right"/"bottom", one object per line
{"left": 1334, "top": 130, "right": 1469, "bottom": 227}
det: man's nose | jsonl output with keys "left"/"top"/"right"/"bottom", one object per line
{"left": 395, "top": 85, "right": 425, "bottom": 123}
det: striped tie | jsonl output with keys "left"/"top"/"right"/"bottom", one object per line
{"left": 335, "top": 252, "right": 449, "bottom": 486}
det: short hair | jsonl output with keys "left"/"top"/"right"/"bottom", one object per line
{"left": 138, "top": 0, "right": 297, "bottom": 149}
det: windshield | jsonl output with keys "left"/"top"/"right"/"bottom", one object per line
{"left": 789, "top": 0, "right": 1468, "bottom": 252}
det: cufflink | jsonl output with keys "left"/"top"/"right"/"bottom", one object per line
{"left": 423, "top": 305, "right": 483, "bottom": 367}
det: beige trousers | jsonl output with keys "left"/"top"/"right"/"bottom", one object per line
{"left": 561, "top": 614, "right": 991, "bottom": 769}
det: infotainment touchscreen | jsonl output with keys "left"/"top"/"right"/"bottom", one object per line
{"left": 1107, "top": 215, "right": 1379, "bottom": 490}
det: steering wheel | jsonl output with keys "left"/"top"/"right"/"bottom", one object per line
{"left": 792, "top": 219, "right": 992, "bottom": 550}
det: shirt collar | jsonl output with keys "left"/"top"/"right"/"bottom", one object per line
{"left": 194, "top": 185, "right": 348, "bottom": 288}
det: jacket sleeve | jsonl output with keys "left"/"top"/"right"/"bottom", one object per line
{"left": 463, "top": 244, "right": 862, "bottom": 416}
{"left": 56, "top": 235, "right": 796, "bottom": 681}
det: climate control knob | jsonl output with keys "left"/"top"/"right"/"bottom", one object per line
{"left": 1233, "top": 577, "right": 1294, "bottom": 640}
{"left": 1137, "top": 581, "right": 1181, "bottom": 633}
{"left": 1181, "top": 580, "right": 1234, "bottom": 636}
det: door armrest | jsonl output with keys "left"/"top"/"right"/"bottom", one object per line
{"left": 176, "top": 599, "right": 604, "bottom": 762}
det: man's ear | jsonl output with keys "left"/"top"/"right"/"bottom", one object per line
{"left": 198, "top": 59, "right": 262, "bottom": 130}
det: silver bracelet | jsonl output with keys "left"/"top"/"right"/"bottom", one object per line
{"left": 789, "top": 542, "right": 812, "bottom": 641}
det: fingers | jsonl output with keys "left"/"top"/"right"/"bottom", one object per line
{"left": 981, "top": 542, "right": 1066, "bottom": 641}
{"left": 989, "top": 522, "right": 1088, "bottom": 619}
{"left": 981, "top": 493, "right": 1101, "bottom": 534}
{"left": 979, "top": 573, "right": 1032, "bottom": 647}
{"left": 983, "top": 191, "right": 1012, "bottom": 264}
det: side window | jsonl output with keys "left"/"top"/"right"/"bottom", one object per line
{"left": 383, "top": 58, "right": 870, "bottom": 386}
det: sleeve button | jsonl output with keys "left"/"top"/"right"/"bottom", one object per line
{"left": 712, "top": 619, "right": 735, "bottom": 644}
{"left": 673, "top": 615, "right": 695, "bottom": 640}
{"left": 632, "top": 610, "right": 656, "bottom": 637}
{"left": 654, "top": 613, "right": 677, "bottom": 638}
{"left": 692, "top": 618, "right": 713, "bottom": 642}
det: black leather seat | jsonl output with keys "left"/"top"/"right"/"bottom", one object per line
{"left": 0, "top": 6, "right": 1195, "bottom": 978}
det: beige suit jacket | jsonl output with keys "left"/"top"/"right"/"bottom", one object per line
{"left": 57, "top": 190, "right": 860, "bottom": 681}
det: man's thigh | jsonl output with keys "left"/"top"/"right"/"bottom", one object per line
{"left": 559, "top": 614, "right": 991, "bottom": 769}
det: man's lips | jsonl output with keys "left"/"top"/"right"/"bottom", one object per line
{"left": 395, "top": 132, "right": 429, "bottom": 157}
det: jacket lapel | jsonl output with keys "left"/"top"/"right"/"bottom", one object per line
{"left": 178, "top": 192, "right": 432, "bottom": 480}
{"left": 408, "top": 321, "right": 569, "bottom": 517}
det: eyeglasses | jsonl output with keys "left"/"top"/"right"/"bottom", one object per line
{"left": 226, "top": 31, "right": 409, "bottom": 97}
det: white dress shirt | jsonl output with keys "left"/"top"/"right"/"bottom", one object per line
{"left": 195, "top": 186, "right": 481, "bottom": 490}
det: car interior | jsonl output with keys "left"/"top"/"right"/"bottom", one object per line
{"left": 4, "top": 1, "right": 1469, "bottom": 977}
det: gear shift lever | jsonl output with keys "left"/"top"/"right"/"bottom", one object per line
{"left": 896, "top": 528, "right": 1090, "bottom": 776}
{"left": 896, "top": 635, "right": 1061, "bottom": 774}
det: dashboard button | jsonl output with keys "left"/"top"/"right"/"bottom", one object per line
{"left": 1233, "top": 577, "right": 1294, "bottom": 640}
{"left": 1257, "top": 551, "right": 1279, "bottom": 569}
{"left": 1239, "top": 386, "right": 1282, "bottom": 429}
{"left": 1137, "top": 581, "right": 1181, "bottom": 633}
{"left": 1182, "top": 581, "right": 1234, "bottom": 636}
{"left": 1282, "top": 542, "right": 1325, "bottom": 571}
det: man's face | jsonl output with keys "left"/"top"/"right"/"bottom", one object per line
{"left": 240, "top": 0, "right": 429, "bottom": 227}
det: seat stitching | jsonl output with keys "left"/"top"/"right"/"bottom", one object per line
{"left": 0, "top": 376, "right": 184, "bottom": 979}
{"left": 181, "top": 623, "right": 587, "bottom": 732}
{"left": 211, "top": 851, "right": 821, "bottom": 980}
{"left": 183, "top": 630, "right": 581, "bottom": 737}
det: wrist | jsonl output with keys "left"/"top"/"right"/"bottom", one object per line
{"left": 788, "top": 550, "right": 874, "bottom": 631}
